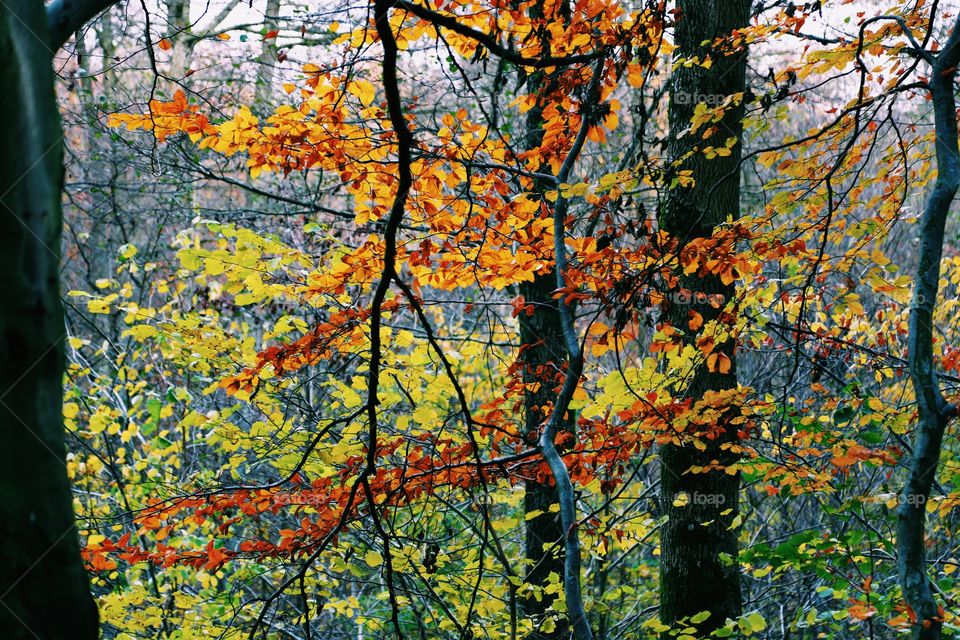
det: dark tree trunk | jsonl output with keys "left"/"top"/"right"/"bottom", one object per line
{"left": 658, "top": 2, "right": 749, "bottom": 635}
{"left": 896, "top": 14, "right": 960, "bottom": 640}
{"left": 0, "top": 2, "right": 99, "bottom": 638}
{"left": 520, "top": 270, "right": 570, "bottom": 640}
{"left": 519, "top": 72, "right": 570, "bottom": 639}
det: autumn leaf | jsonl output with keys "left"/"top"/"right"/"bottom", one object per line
{"left": 348, "top": 79, "right": 376, "bottom": 106}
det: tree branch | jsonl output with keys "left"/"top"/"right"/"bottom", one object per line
{"left": 396, "top": 0, "right": 609, "bottom": 68}
{"left": 46, "top": 0, "right": 117, "bottom": 50}
{"left": 536, "top": 57, "right": 606, "bottom": 640}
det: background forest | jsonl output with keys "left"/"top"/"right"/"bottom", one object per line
{"left": 8, "top": 0, "right": 960, "bottom": 638}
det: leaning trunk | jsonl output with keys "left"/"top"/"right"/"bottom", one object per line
{"left": 0, "top": 1, "right": 99, "bottom": 638}
{"left": 896, "top": 14, "right": 960, "bottom": 640}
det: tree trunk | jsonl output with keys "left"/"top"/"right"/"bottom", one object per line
{"left": 165, "top": 0, "right": 195, "bottom": 78}
{"left": 519, "top": 90, "right": 570, "bottom": 640}
{"left": 520, "top": 270, "right": 570, "bottom": 640}
{"left": 517, "top": 10, "right": 569, "bottom": 633}
{"left": 0, "top": 1, "right": 99, "bottom": 638}
{"left": 896, "top": 14, "right": 960, "bottom": 640}
{"left": 256, "top": 0, "right": 282, "bottom": 111}
{"left": 658, "top": 2, "right": 749, "bottom": 635}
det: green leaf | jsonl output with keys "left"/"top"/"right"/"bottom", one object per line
{"left": 691, "top": 611, "right": 711, "bottom": 624}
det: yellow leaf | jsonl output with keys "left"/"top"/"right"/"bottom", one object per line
{"left": 349, "top": 79, "right": 376, "bottom": 106}
{"left": 412, "top": 405, "right": 438, "bottom": 426}
{"left": 124, "top": 325, "right": 158, "bottom": 341}
{"left": 87, "top": 299, "right": 111, "bottom": 314}
{"left": 559, "top": 182, "right": 589, "bottom": 198}
{"left": 753, "top": 566, "right": 772, "bottom": 578}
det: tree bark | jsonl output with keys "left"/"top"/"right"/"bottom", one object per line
{"left": 519, "top": 88, "right": 570, "bottom": 640}
{"left": 0, "top": 1, "right": 99, "bottom": 638}
{"left": 165, "top": 0, "right": 195, "bottom": 78}
{"left": 896, "top": 14, "right": 960, "bottom": 640}
{"left": 658, "top": 2, "right": 749, "bottom": 635}
{"left": 256, "top": 0, "right": 282, "bottom": 111}
{"left": 511, "top": 4, "right": 573, "bottom": 638}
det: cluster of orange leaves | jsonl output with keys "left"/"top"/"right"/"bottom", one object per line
{"left": 95, "top": 0, "right": 801, "bottom": 577}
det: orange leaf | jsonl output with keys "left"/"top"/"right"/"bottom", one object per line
{"left": 707, "top": 352, "right": 718, "bottom": 371}
{"left": 887, "top": 615, "right": 910, "bottom": 628}
{"left": 91, "top": 552, "right": 117, "bottom": 571}
{"left": 688, "top": 310, "right": 703, "bottom": 331}
{"left": 848, "top": 603, "right": 876, "bottom": 621}
{"left": 158, "top": 38, "right": 172, "bottom": 51}
{"left": 717, "top": 352, "right": 732, "bottom": 374}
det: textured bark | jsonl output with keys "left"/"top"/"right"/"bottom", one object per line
{"left": 0, "top": 1, "right": 99, "bottom": 638}
{"left": 256, "top": 0, "right": 282, "bottom": 110}
{"left": 658, "top": 1, "right": 749, "bottom": 635}
{"left": 519, "top": 80, "right": 570, "bottom": 640}
{"left": 896, "top": 15, "right": 960, "bottom": 640}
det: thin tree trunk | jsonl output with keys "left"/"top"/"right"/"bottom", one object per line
{"left": 165, "top": 0, "right": 195, "bottom": 78}
{"left": 658, "top": 2, "right": 749, "bottom": 635}
{"left": 256, "top": 0, "right": 282, "bottom": 111}
{"left": 896, "top": 14, "right": 960, "bottom": 640}
{"left": 0, "top": 1, "right": 99, "bottom": 638}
